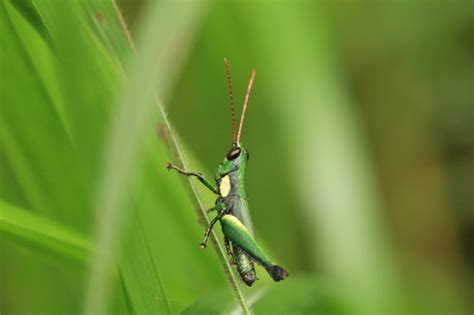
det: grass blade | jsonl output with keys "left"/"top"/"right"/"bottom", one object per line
{"left": 0, "top": 198, "right": 92, "bottom": 264}
{"left": 8, "top": 0, "right": 53, "bottom": 48}
{"left": 83, "top": 1, "right": 210, "bottom": 314}
{"left": 110, "top": 3, "right": 252, "bottom": 314}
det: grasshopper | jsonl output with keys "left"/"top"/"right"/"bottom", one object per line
{"left": 166, "top": 59, "right": 288, "bottom": 286}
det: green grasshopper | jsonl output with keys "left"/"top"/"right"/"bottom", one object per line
{"left": 166, "top": 59, "right": 288, "bottom": 286}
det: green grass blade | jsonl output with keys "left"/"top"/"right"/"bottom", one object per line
{"left": 83, "top": 1, "right": 210, "bottom": 314}
{"left": 101, "top": 2, "right": 252, "bottom": 314}
{"left": 0, "top": 2, "right": 93, "bottom": 312}
{"left": 8, "top": 0, "right": 53, "bottom": 48}
{"left": 0, "top": 198, "right": 92, "bottom": 264}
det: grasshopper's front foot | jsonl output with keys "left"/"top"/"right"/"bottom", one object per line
{"left": 199, "top": 241, "right": 207, "bottom": 249}
{"left": 166, "top": 162, "right": 187, "bottom": 173}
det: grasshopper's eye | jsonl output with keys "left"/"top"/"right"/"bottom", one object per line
{"left": 227, "top": 147, "right": 241, "bottom": 160}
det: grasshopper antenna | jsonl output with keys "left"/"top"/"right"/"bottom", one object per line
{"left": 224, "top": 58, "right": 237, "bottom": 144}
{"left": 236, "top": 69, "right": 256, "bottom": 144}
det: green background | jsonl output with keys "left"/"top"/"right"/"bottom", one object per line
{"left": 1, "top": 0, "right": 472, "bottom": 314}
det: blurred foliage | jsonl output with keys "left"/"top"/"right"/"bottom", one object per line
{"left": 1, "top": 0, "right": 472, "bottom": 314}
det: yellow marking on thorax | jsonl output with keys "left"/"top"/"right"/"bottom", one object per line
{"left": 220, "top": 175, "right": 231, "bottom": 197}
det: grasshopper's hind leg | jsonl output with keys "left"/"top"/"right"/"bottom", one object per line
{"left": 220, "top": 214, "right": 289, "bottom": 282}
{"left": 224, "top": 237, "right": 233, "bottom": 256}
{"left": 224, "top": 237, "right": 239, "bottom": 266}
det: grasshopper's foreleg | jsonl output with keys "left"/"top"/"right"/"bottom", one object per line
{"left": 166, "top": 163, "right": 219, "bottom": 194}
{"left": 199, "top": 202, "right": 227, "bottom": 249}
{"left": 199, "top": 213, "right": 223, "bottom": 249}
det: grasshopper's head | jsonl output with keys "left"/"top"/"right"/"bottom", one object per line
{"left": 219, "top": 143, "right": 249, "bottom": 174}
{"left": 226, "top": 144, "right": 249, "bottom": 163}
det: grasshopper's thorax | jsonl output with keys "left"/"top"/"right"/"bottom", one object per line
{"left": 216, "top": 144, "right": 249, "bottom": 199}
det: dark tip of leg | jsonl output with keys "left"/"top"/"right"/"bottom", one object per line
{"left": 199, "top": 242, "right": 207, "bottom": 249}
{"left": 267, "top": 265, "right": 289, "bottom": 281}
{"left": 165, "top": 162, "right": 172, "bottom": 170}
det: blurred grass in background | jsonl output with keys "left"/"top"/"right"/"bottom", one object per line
{"left": 1, "top": 0, "right": 472, "bottom": 314}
